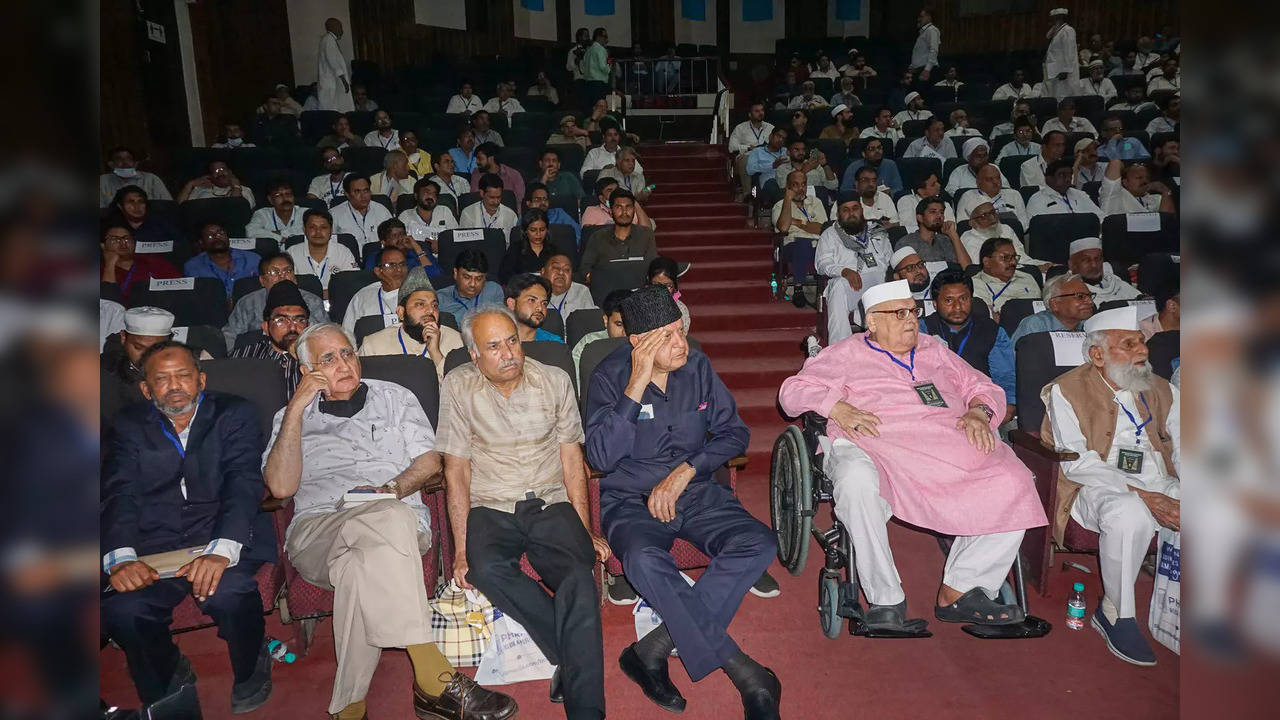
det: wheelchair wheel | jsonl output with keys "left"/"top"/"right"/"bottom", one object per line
{"left": 818, "top": 574, "right": 842, "bottom": 639}
{"left": 770, "top": 425, "right": 813, "bottom": 576}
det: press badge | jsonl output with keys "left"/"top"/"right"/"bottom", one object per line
{"left": 1116, "top": 447, "right": 1145, "bottom": 474}
{"left": 859, "top": 252, "right": 877, "bottom": 267}
{"left": 638, "top": 403, "right": 655, "bottom": 420}
{"left": 913, "top": 382, "right": 947, "bottom": 408}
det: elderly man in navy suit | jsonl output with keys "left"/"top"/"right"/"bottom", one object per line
{"left": 101, "top": 341, "right": 275, "bottom": 713}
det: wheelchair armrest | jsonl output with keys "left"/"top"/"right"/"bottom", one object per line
{"left": 1009, "top": 429, "right": 1079, "bottom": 462}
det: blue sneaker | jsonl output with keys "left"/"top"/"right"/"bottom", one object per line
{"left": 1091, "top": 608, "right": 1157, "bottom": 666}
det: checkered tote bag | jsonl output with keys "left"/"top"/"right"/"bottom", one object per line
{"left": 429, "top": 580, "right": 495, "bottom": 667}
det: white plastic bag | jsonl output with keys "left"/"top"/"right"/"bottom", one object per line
{"left": 633, "top": 572, "right": 696, "bottom": 643}
{"left": 1148, "top": 527, "right": 1180, "bottom": 654}
{"left": 474, "top": 608, "right": 556, "bottom": 685}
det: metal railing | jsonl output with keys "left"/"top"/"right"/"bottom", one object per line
{"left": 615, "top": 56, "right": 722, "bottom": 98}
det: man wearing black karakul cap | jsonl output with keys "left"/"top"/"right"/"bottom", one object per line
{"left": 582, "top": 286, "right": 782, "bottom": 719}
{"left": 229, "top": 280, "right": 311, "bottom": 393}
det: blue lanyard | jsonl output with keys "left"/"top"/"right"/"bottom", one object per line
{"left": 864, "top": 337, "right": 916, "bottom": 380}
{"left": 397, "top": 327, "right": 427, "bottom": 356}
{"left": 623, "top": 174, "right": 632, "bottom": 191}
{"left": 1060, "top": 191, "right": 1073, "bottom": 211}
{"left": 377, "top": 291, "right": 388, "bottom": 316}
{"left": 156, "top": 392, "right": 202, "bottom": 457}
{"left": 378, "top": 132, "right": 394, "bottom": 149}
{"left": 483, "top": 210, "right": 499, "bottom": 229}
{"left": 120, "top": 262, "right": 138, "bottom": 291}
{"left": 952, "top": 320, "right": 974, "bottom": 356}
{"left": 797, "top": 201, "right": 810, "bottom": 222}
{"left": 456, "top": 288, "right": 478, "bottom": 311}
{"left": 330, "top": 176, "right": 343, "bottom": 199}
{"left": 551, "top": 292, "right": 567, "bottom": 314}
{"left": 986, "top": 278, "right": 1014, "bottom": 302}
{"left": 350, "top": 207, "right": 367, "bottom": 241}
{"left": 307, "top": 255, "right": 328, "bottom": 281}
{"left": 1118, "top": 393, "right": 1153, "bottom": 439}
{"left": 750, "top": 123, "right": 764, "bottom": 143}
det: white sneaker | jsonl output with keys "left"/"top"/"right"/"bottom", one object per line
{"left": 803, "top": 335, "right": 822, "bottom": 358}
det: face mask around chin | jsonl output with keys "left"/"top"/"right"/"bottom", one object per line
{"left": 113, "top": 167, "right": 138, "bottom": 179}
{"left": 227, "top": 137, "right": 243, "bottom": 147}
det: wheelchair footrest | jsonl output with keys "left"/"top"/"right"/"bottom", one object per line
{"left": 961, "top": 616, "right": 1052, "bottom": 639}
{"left": 850, "top": 617, "right": 934, "bottom": 639}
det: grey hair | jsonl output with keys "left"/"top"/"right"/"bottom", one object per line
{"left": 616, "top": 146, "right": 638, "bottom": 161}
{"left": 1042, "top": 272, "right": 1081, "bottom": 302}
{"left": 1082, "top": 329, "right": 1109, "bottom": 359}
{"left": 295, "top": 322, "right": 357, "bottom": 368}
{"left": 382, "top": 149, "right": 408, "bottom": 170}
{"left": 459, "top": 305, "right": 519, "bottom": 353}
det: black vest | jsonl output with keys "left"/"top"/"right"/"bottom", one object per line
{"left": 923, "top": 313, "right": 998, "bottom": 376}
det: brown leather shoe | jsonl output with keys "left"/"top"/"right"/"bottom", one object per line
{"left": 413, "top": 673, "right": 519, "bottom": 720}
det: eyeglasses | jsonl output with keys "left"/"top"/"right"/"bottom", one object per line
{"left": 269, "top": 315, "right": 309, "bottom": 327}
{"left": 104, "top": 235, "right": 132, "bottom": 245}
{"left": 1053, "top": 292, "right": 1096, "bottom": 302}
{"left": 993, "top": 252, "right": 1020, "bottom": 262}
{"left": 314, "top": 347, "right": 357, "bottom": 368}
{"left": 897, "top": 261, "right": 927, "bottom": 274}
{"left": 868, "top": 306, "right": 925, "bottom": 321}
{"left": 263, "top": 268, "right": 295, "bottom": 278}
{"left": 971, "top": 210, "right": 998, "bottom": 220}
{"left": 377, "top": 261, "right": 408, "bottom": 270}
{"left": 202, "top": 229, "right": 228, "bottom": 239}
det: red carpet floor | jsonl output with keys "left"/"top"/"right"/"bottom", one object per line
{"left": 100, "top": 143, "right": 1179, "bottom": 718}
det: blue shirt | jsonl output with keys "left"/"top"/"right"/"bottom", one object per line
{"left": 745, "top": 146, "right": 787, "bottom": 188}
{"left": 534, "top": 328, "right": 564, "bottom": 344}
{"left": 841, "top": 159, "right": 904, "bottom": 194}
{"left": 436, "top": 281, "right": 504, "bottom": 319}
{"left": 545, "top": 206, "right": 582, "bottom": 246}
{"left": 584, "top": 345, "right": 749, "bottom": 498}
{"left": 1010, "top": 309, "right": 1078, "bottom": 350}
{"left": 361, "top": 248, "right": 442, "bottom": 277}
{"left": 183, "top": 249, "right": 260, "bottom": 296}
{"left": 1098, "top": 137, "right": 1151, "bottom": 162}
{"left": 448, "top": 147, "right": 477, "bottom": 174}
{"left": 920, "top": 318, "right": 1017, "bottom": 404}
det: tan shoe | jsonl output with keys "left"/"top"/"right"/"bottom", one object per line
{"left": 413, "top": 673, "right": 518, "bottom": 720}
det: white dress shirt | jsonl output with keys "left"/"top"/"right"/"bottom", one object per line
{"left": 903, "top": 136, "right": 956, "bottom": 160}
{"left": 892, "top": 109, "right": 934, "bottom": 127}
{"left": 458, "top": 203, "right": 519, "bottom": 235}
{"left": 331, "top": 200, "right": 394, "bottom": 246}
{"left": 895, "top": 192, "right": 955, "bottom": 233}
{"left": 1040, "top": 117, "right": 1098, "bottom": 137}
{"left": 307, "top": 173, "right": 350, "bottom": 203}
{"left": 992, "top": 83, "right": 1038, "bottom": 101}
{"left": 547, "top": 282, "right": 596, "bottom": 318}
{"left": 342, "top": 282, "right": 401, "bottom": 334}
{"left": 1019, "top": 155, "right": 1050, "bottom": 189}
{"left": 729, "top": 121, "right": 775, "bottom": 155}
{"left": 910, "top": 23, "right": 941, "bottom": 71}
{"left": 187, "top": 185, "right": 256, "bottom": 207}
{"left": 398, "top": 206, "right": 458, "bottom": 244}
{"left": 446, "top": 94, "right": 484, "bottom": 114}
{"left": 1099, "top": 176, "right": 1161, "bottom": 217}
{"left": 483, "top": 97, "right": 526, "bottom": 116}
{"left": 945, "top": 163, "right": 1008, "bottom": 195}
{"left": 772, "top": 195, "right": 828, "bottom": 245}
{"left": 858, "top": 191, "right": 900, "bottom": 226}
{"left": 859, "top": 126, "right": 904, "bottom": 143}
{"left": 246, "top": 207, "right": 304, "bottom": 243}
{"left": 1145, "top": 116, "right": 1178, "bottom": 135}
{"left": 430, "top": 174, "right": 472, "bottom": 201}
{"left": 1026, "top": 186, "right": 1104, "bottom": 222}
{"left": 1087, "top": 273, "right": 1141, "bottom": 303}
{"left": 1076, "top": 77, "right": 1117, "bottom": 102}
{"left": 956, "top": 188, "right": 1030, "bottom": 229}
{"left": 815, "top": 225, "right": 894, "bottom": 282}
{"left": 996, "top": 140, "right": 1041, "bottom": 160}
{"left": 579, "top": 146, "right": 645, "bottom": 177}
{"left": 959, "top": 225, "right": 1047, "bottom": 267}
{"left": 288, "top": 240, "right": 360, "bottom": 290}
{"left": 363, "top": 129, "right": 401, "bottom": 151}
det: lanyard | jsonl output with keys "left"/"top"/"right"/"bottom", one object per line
{"left": 864, "top": 337, "right": 916, "bottom": 380}
{"left": 377, "top": 290, "right": 388, "bottom": 316}
{"left": 120, "top": 262, "right": 138, "bottom": 291}
{"left": 397, "top": 327, "right": 428, "bottom": 356}
{"left": 551, "top": 292, "right": 567, "bottom": 314}
{"left": 156, "top": 392, "right": 202, "bottom": 457}
{"left": 623, "top": 174, "right": 632, "bottom": 191}
{"left": 750, "top": 123, "right": 764, "bottom": 143}
{"left": 1060, "top": 190, "right": 1073, "bottom": 211}
{"left": 1117, "top": 393, "right": 1153, "bottom": 439}
{"left": 307, "top": 255, "right": 328, "bottom": 281}
{"left": 378, "top": 132, "right": 394, "bottom": 149}
{"left": 330, "top": 176, "right": 343, "bottom": 199}
{"left": 797, "top": 200, "right": 810, "bottom": 222}
{"left": 350, "top": 206, "right": 369, "bottom": 241}
{"left": 483, "top": 209, "right": 499, "bottom": 228}
{"left": 986, "top": 278, "right": 1014, "bottom": 302}
{"left": 438, "top": 178, "right": 456, "bottom": 197}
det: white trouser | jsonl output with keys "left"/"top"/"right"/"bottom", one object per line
{"left": 1070, "top": 484, "right": 1159, "bottom": 618}
{"left": 824, "top": 438, "right": 1024, "bottom": 605}
{"left": 824, "top": 280, "right": 862, "bottom": 344}
{"left": 1044, "top": 76, "right": 1076, "bottom": 101}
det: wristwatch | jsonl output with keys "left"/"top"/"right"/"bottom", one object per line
{"left": 973, "top": 403, "right": 995, "bottom": 422}
{"left": 382, "top": 479, "right": 400, "bottom": 498}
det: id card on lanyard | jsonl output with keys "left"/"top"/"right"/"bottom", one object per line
{"left": 1114, "top": 393, "right": 1153, "bottom": 473}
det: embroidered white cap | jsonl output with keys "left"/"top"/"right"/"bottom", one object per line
{"left": 890, "top": 246, "right": 919, "bottom": 268}
{"left": 904, "top": 91, "right": 921, "bottom": 106}
{"left": 1084, "top": 305, "right": 1140, "bottom": 333}
{"left": 862, "top": 279, "right": 913, "bottom": 310}
{"left": 962, "top": 137, "right": 989, "bottom": 159}
{"left": 1050, "top": 7, "right": 1069, "bottom": 17}
{"left": 123, "top": 306, "right": 176, "bottom": 337}
{"left": 1068, "top": 237, "right": 1103, "bottom": 256}
{"left": 831, "top": 104, "right": 849, "bottom": 118}
{"left": 1074, "top": 137, "right": 1096, "bottom": 153}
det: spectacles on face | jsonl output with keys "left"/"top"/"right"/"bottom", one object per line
{"left": 269, "top": 314, "right": 309, "bottom": 328}
{"left": 993, "top": 252, "right": 1019, "bottom": 262}
{"left": 868, "top": 306, "right": 925, "bottom": 321}
{"left": 971, "top": 210, "right": 998, "bottom": 221}
{"left": 314, "top": 347, "right": 357, "bottom": 368}
{"left": 897, "top": 261, "right": 927, "bottom": 274}
{"left": 202, "top": 229, "right": 228, "bottom": 239}
{"left": 104, "top": 235, "right": 132, "bottom": 245}
{"left": 269, "top": 191, "right": 293, "bottom": 200}
{"left": 1053, "top": 291, "right": 1096, "bottom": 302}
{"left": 377, "top": 261, "right": 407, "bottom": 270}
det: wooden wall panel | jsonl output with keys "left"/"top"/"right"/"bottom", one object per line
{"left": 901, "top": 0, "right": 1175, "bottom": 54}
{"left": 100, "top": 0, "right": 151, "bottom": 163}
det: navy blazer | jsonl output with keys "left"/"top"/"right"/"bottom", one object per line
{"left": 101, "top": 390, "right": 276, "bottom": 567}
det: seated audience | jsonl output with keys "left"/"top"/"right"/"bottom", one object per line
{"left": 438, "top": 307, "right": 604, "bottom": 720}
{"left": 1078, "top": 60, "right": 1117, "bottom": 102}
{"left": 459, "top": 173, "right": 520, "bottom": 235}
{"left": 398, "top": 130, "right": 433, "bottom": 178}
{"left": 527, "top": 70, "right": 560, "bottom": 105}
{"left": 504, "top": 273, "right": 562, "bottom": 343}
{"left": 211, "top": 121, "right": 256, "bottom": 149}
{"left": 779, "top": 280, "right": 1047, "bottom": 634}
{"left": 448, "top": 128, "right": 479, "bottom": 174}
{"left": 501, "top": 209, "right": 556, "bottom": 282}
{"left": 945, "top": 138, "right": 1005, "bottom": 195}
{"left": 893, "top": 92, "right": 933, "bottom": 126}
{"left": 944, "top": 108, "right": 982, "bottom": 138}
{"left": 547, "top": 113, "right": 593, "bottom": 148}
{"left": 1073, "top": 138, "right": 1107, "bottom": 187}
{"left": 599, "top": 148, "right": 651, "bottom": 203}
{"left": 921, "top": 269, "right": 1016, "bottom": 420}
{"left": 1043, "top": 306, "right": 1179, "bottom": 666}
{"left": 178, "top": 160, "right": 255, "bottom": 206}
{"left": 539, "top": 148, "right": 586, "bottom": 208}
{"left": 894, "top": 196, "right": 971, "bottom": 266}
{"left": 223, "top": 253, "right": 328, "bottom": 349}
{"left": 584, "top": 287, "right": 780, "bottom": 718}
{"left": 100, "top": 306, "right": 177, "bottom": 420}
{"left": 315, "top": 114, "right": 364, "bottom": 150}
{"left": 1109, "top": 51, "right": 1145, "bottom": 80}
{"left": 896, "top": 172, "right": 955, "bottom": 233}
{"left": 859, "top": 107, "right": 904, "bottom": 144}
{"left": 960, "top": 200, "right": 1046, "bottom": 268}
{"left": 1108, "top": 86, "right": 1157, "bottom": 114}
{"left": 471, "top": 110, "right": 505, "bottom": 147}
{"left": 1151, "top": 137, "right": 1181, "bottom": 183}
{"left": 840, "top": 52, "right": 877, "bottom": 82}
{"left": 358, "top": 268, "right": 464, "bottom": 380}
{"left": 102, "top": 341, "right": 275, "bottom": 713}
{"left": 1027, "top": 158, "right": 1105, "bottom": 222}
{"left": 956, "top": 164, "right": 1030, "bottom": 229}
{"left": 247, "top": 177, "right": 305, "bottom": 244}
{"left": 1146, "top": 58, "right": 1181, "bottom": 94}
{"left": 582, "top": 126, "right": 644, "bottom": 177}
{"left": 343, "top": 245, "right": 409, "bottom": 334}
{"left": 571, "top": 288, "right": 630, "bottom": 373}
{"left": 100, "top": 222, "right": 178, "bottom": 303}
{"left": 994, "top": 117, "right": 1040, "bottom": 160}
{"left": 886, "top": 247, "right": 934, "bottom": 302}
{"left": 1099, "top": 159, "right": 1175, "bottom": 216}
{"left": 100, "top": 145, "right": 172, "bottom": 207}
{"left": 1068, "top": 238, "right": 1140, "bottom": 303}
{"left": 992, "top": 69, "right": 1038, "bottom": 101}
{"left": 370, "top": 150, "right": 415, "bottom": 203}
{"left": 773, "top": 169, "right": 827, "bottom": 305}
{"left": 362, "top": 110, "right": 400, "bottom": 150}
{"left": 1139, "top": 287, "right": 1179, "bottom": 340}
{"left": 107, "top": 185, "right": 185, "bottom": 247}
{"left": 263, "top": 323, "right": 518, "bottom": 720}
{"left": 852, "top": 166, "right": 900, "bottom": 228}
{"left": 809, "top": 53, "right": 840, "bottom": 79}
{"left": 1020, "top": 131, "right": 1067, "bottom": 188}
{"left": 744, "top": 127, "right": 789, "bottom": 191}
{"left": 580, "top": 189, "right": 658, "bottom": 278}
{"left": 841, "top": 137, "right": 903, "bottom": 194}
{"left": 288, "top": 208, "right": 360, "bottom": 294}
{"left": 581, "top": 178, "right": 652, "bottom": 228}
{"left": 228, "top": 280, "right": 310, "bottom": 393}
{"left": 788, "top": 80, "right": 829, "bottom": 109}
{"left": 934, "top": 66, "right": 964, "bottom": 91}
{"left": 970, "top": 237, "right": 1041, "bottom": 316}
{"left": 483, "top": 81, "right": 526, "bottom": 117}
{"left": 821, "top": 104, "right": 860, "bottom": 144}
{"left": 437, "top": 248, "right": 505, "bottom": 318}
{"left": 830, "top": 76, "right": 863, "bottom": 110}
{"left": 816, "top": 192, "right": 894, "bottom": 343}
{"left": 524, "top": 183, "right": 582, "bottom": 245}
{"left": 332, "top": 174, "right": 394, "bottom": 247}
{"left": 644, "top": 257, "right": 691, "bottom": 332}
{"left": 445, "top": 81, "right": 484, "bottom": 115}
{"left": 351, "top": 84, "right": 378, "bottom": 112}
{"left": 990, "top": 100, "right": 1036, "bottom": 139}
{"left": 397, "top": 179, "right": 458, "bottom": 258}
{"left": 543, "top": 252, "right": 596, "bottom": 319}
{"left": 270, "top": 82, "right": 303, "bottom": 115}
{"left": 1040, "top": 98, "right": 1098, "bottom": 138}
{"left": 1145, "top": 96, "right": 1180, "bottom": 135}
{"left": 469, "top": 143, "right": 526, "bottom": 201}
{"left": 307, "top": 147, "right": 352, "bottom": 204}
{"left": 903, "top": 118, "right": 957, "bottom": 160}
{"left": 1010, "top": 272, "right": 1095, "bottom": 347}
{"left": 774, "top": 137, "right": 837, "bottom": 193}
{"left": 184, "top": 222, "right": 261, "bottom": 297}
{"left": 430, "top": 152, "right": 472, "bottom": 200}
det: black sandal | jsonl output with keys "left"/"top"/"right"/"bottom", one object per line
{"left": 935, "top": 588, "right": 1026, "bottom": 626}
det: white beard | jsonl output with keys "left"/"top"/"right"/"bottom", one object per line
{"left": 972, "top": 224, "right": 1004, "bottom": 240}
{"left": 1107, "top": 360, "right": 1154, "bottom": 393}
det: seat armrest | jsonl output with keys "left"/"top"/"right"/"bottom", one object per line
{"left": 419, "top": 472, "right": 445, "bottom": 497}
{"left": 260, "top": 494, "right": 286, "bottom": 512}
{"left": 1009, "top": 429, "right": 1079, "bottom": 462}
{"left": 726, "top": 455, "right": 749, "bottom": 470}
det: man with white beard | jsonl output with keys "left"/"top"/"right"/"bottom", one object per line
{"left": 959, "top": 201, "right": 1050, "bottom": 270}
{"left": 1042, "top": 306, "right": 1179, "bottom": 666}
{"left": 1066, "top": 238, "right": 1140, "bottom": 303}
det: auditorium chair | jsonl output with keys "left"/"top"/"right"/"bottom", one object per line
{"left": 326, "top": 269, "right": 376, "bottom": 325}
{"left": 566, "top": 307, "right": 606, "bottom": 349}
{"left": 1101, "top": 212, "right": 1179, "bottom": 269}
{"left": 434, "top": 228, "right": 506, "bottom": 280}
{"left": 999, "top": 155, "right": 1036, "bottom": 189}
{"left": 179, "top": 196, "right": 254, "bottom": 237}
{"left": 174, "top": 325, "right": 227, "bottom": 358}
{"left": 129, "top": 277, "right": 230, "bottom": 328}
{"left": 1027, "top": 213, "right": 1102, "bottom": 264}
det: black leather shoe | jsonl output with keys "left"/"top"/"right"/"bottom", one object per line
{"left": 738, "top": 667, "right": 781, "bottom": 720}
{"left": 549, "top": 667, "right": 564, "bottom": 704}
{"left": 619, "top": 645, "right": 686, "bottom": 713}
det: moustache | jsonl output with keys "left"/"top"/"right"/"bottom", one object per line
{"left": 498, "top": 358, "right": 519, "bottom": 371}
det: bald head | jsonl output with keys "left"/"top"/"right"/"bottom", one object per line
{"left": 324, "top": 17, "right": 343, "bottom": 37}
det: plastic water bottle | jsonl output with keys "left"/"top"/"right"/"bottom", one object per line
{"left": 267, "top": 637, "right": 296, "bottom": 663}
{"left": 1066, "top": 582, "right": 1087, "bottom": 630}
{"left": 769, "top": 273, "right": 779, "bottom": 296}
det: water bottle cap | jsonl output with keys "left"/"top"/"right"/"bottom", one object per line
{"left": 1073, "top": 582, "right": 1085, "bottom": 591}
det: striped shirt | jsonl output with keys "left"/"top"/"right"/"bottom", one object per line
{"left": 230, "top": 339, "right": 302, "bottom": 394}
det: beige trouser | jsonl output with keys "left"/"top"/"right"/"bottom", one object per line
{"left": 734, "top": 153, "right": 752, "bottom": 196}
{"left": 286, "top": 499, "right": 433, "bottom": 713}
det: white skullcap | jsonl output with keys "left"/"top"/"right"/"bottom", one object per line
{"left": 904, "top": 91, "right": 921, "bottom": 105}
{"left": 962, "top": 137, "right": 989, "bottom": 159}
{"left": 1084, "top": 305, "right": 1140, "bottom": 333}
{"left": 1074, "top": 137, "right": 1096, "bottom": 153}
{"left": 1068, "top": 237, "right": 1103, "bottom": 256}
{"left": 862, "top": 279, "right": 913, "bottom": 310}
{"left": 275, "top": 83, "right": 289, "bottom": 90}
{"left": 123, "top": 306, "right": 175, "bottom": 337}
{"left": 890, "top": 246, "right": 919, "bottom": 268}
{"left": 1050, "top": 7, "right": 1069, "bottom": 17}
{"left": 830, "top": 104, "right": 849, "bottom": 118}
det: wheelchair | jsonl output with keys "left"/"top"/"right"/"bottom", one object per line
{"left": 770, "top": 413, "right": 1051, "bottom": 640}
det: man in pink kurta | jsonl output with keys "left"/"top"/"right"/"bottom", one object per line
{"left": 779, "top": 280, "right": 1046, "bottom": 630}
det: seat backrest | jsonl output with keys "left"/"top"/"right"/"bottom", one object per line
{"left": 998, "top": 155, "right": 1035, "bottom": 190}
{"left": 353, "top": 314, "right": 390, "bottom": 344}
{"left": 587, "top": 259, "right": 647, "bottom": 306}
{"left": 1146, "top": 330, "right": 1179, "bottom": 380}
{"left": 566, "top": 307, "right": 605, "bottom": 348}
{"left": 1137, "top": 252, "right": 1178, "bottom": 297}
{"left": 522, "top": 340, "right": 577, "bottom": 394}
{"left": 300, "top": 111, "right": 340, "bottom": 144}
{"left": 234, "top": 330, "right": 266, "bottom": 351}
{"left": 897, "top": 157, "right": 942, "bottom": 191}
{"left": 130, "top": 277, "right": 231, "bottom": 328}
{"left": 231, "top": 275, "right": 262, "bottom": 305}
{"left": 435, "top": 228, "right": 506, "bottom": 280}
{"left": 544, "top": 143, "right": 586, "bottom": 175}
{"left": 457, "top": 191, "right": 480, "bottom": 213}
{"left": 173, "top": 324, "right": 227, "bottom": 358}
{"left": 443, "top": 346, "right": 471, "bottom": 375}
{"left": 578, "top": 337, "right": 628, "bottom": 412}
{"left": 340, "top": 146, "right": 388, "bottom": 177}
{"left": 296, "top": 274, "right": 324, "bottom": 298}
{"left": 178, "top": 197, "right": 254, "bottom": 237}
{"left": 542, "top": 308, "right": 565, "bottom": 339}
{"left": 327, "top": 270, "right": 377, "bottom": 324}
{"left": 1100, "top": 212, "right": 1179, "bottom": 269}
{"left": 1027, "top": 213, "right": 1101, "bottom": 265}
{"left": 200, "top": 357, "right": 288, "bottom": 443}
{"left": 1015, "top": 331, "right": 1084, "bottom": 432}
{"left": 998, "top": 297, "right": 1040, "bottom": 337}
{"left": 360, "top": 355, "right": 441, "bottom": 427}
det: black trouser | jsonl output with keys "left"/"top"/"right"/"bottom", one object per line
{"left": 466, "top": 499, "right": 604, "bottom": 719}
{"left": 101, "top": 562, "right": 264, "bottom": 704}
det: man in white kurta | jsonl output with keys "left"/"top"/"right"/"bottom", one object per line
{"left": 1066, "top": 238, "right": 1141, "bottom": 303}
{"left": 358, "top": 270, "right": 464, "bottom": 382}
{"left": 1043, "top": 9, "right": 1079, "bottom": 100}
{"left": 1099, "top": 159, "right": 1175, "bottom": 218}
{"left": 956, "top": 165, "right": 1030, "bottom": 230}
{"left": 341, "top": 246, "right": 407, "bottom": 335}
{"left": 779, "top": 280, "right": 1047, "bottom": 630}
{"left": 316, "top": 19, "right": 354, "bottom": 112}
{"left": 815, "top": 193, "right": 894, "bottom": 344}
{"left": 1043, "top": 306, "right": 1179, "bottom": 666}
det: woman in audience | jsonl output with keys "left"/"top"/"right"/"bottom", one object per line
{"left": 370, "top": 150, "right": 415, "bottom": 204}
{"left": 645, "top": 256, "right": 691, "bottom": 332}
{"left": 106, "top": 185, "right": 185, "bottom": 248}
{"left": 100, "top": 221, "right": 179, "bottom": 303}
{"left": 398, "top": 130, "right": 433, "bottom": 178}
{"left": 499, "top": 209, "right": 554, "bottom": 283}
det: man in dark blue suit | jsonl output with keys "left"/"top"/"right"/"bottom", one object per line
{"left": 583, "top": 287, "right": 781, "bottom": 720}
{"left": 101, "top": 341, "right": 275, "bottom": 713}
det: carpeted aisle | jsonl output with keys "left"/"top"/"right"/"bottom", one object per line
{"left": 99, "top": 142, "right": 1178, "bottom": 719}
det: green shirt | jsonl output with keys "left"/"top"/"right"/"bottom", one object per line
{"left": 582, "top": 42, "right": 610, "bottom": 82}
{"left": 546, "top": 173, "right": 584, "bottom": 204}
